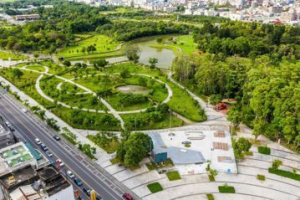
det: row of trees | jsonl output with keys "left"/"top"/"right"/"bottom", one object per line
{"left": 172, "top": 53, "right": 300, "bottom": 148}
{"left": 194, "top": 21, "right": 300, "bottom": 59}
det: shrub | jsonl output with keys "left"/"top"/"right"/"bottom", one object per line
{"left": 268, "top": 168, "right": 300, "bottom": 181}
{"left": 147, "top": 182, "right": 163, "bottom": 193}
{"left": 167, "top": 171, "right": 181, "bottom": 181}
{"left": 208, "top": 175, "right": 215, "bottom": 182}
{"left": 206, "top": 194, "right": 214, "bottom": 200}
{"left": 218, "top": 185, "right": 235, "bottom": 193}
{"left": 257, "top": 174, "right": 265, "bottom": 181}
{"left": 258, "top": 146, "right": 271, "bottom": 155}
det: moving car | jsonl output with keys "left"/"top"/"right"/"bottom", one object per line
{"left": 35, "top": 138, "right": 41, "bottom": 145}
{"left": 53, "top": 135, "right": 61, "bottom": 141}
{"left": 45, "top": 151, "right": 53, "bottom": 157}
{"left": 122, "top": 193, "right": 133, "bottom": 200}
{"left": 182, "top": 141, "right": 191, "bottom": 145}
{"left": 67, "top": 170, "right": 75, "bottom": 179}
{"left": 40, "top": 143, "right": 48, "bottom": 151}
{"left": 74, "top": 178, "right": 83, "bottom": 186}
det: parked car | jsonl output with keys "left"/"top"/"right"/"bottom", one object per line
{"left": 181, "top": 141, "right": 191, "bottom": 145}
{"left": 35, "top": 138, "right": 41, "bottom": 145}
{"left": 96, "top": 196, "right": 103, "bottom": 200}
{"left": 53, "top": 135, "right": 61, "bottom": 141}
{"left": 83, "top": 188, "right": 92, "bottom": 196}
{"left": 8, "top": 125, "right": 15, "bottom": 132}
{"left": 74, "top": 178, "right": 83, "bottom": 186}
{"left": 40, "top": 143, "right": 48, "bottom": 151}
{"left": 56, "top": 159, "right": 64, "bottom": 167}
{"left": 5, "top": 121, "right": 10, "bottom": 126}
{"left": 122, "top": 193, "right": 133, "bottom": 200}
{"left": 45, "top": 151, "right": 53, "bottom": 157}
{"left": 66, "top": 170, "right": 75, "bottom": 179}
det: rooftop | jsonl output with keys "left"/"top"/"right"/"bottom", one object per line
{"left": 0, "top": 142, "right": 35, "bottom": 170}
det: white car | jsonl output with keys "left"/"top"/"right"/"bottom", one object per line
{"left": 35, "top": 138, "right": 41, "bottom": 145}
{"left": 66, "top": 170, "right": 75, "bottom": 179}
{"left": 21, "top": 108, "right": 28, "bottom": 113}
{"left": 56, "top": 159, "right": 65, "bottom": 167}
{"left": 5, "top": 121, "right": 10, "bottom": 126}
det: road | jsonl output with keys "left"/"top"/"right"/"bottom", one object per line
{"left": 0, "top": 88, "right": 139, "bottom": 200}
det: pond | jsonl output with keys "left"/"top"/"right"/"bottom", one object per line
{"left": 130, "top": 36, "right": 176, "bottom": 69}
{"left": 116, "top": 85, "right": 149, "bottom": 95}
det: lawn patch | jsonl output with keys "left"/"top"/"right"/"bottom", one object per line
{"left": 167, "top": 171, "right": 181, "bottom": 181}
{"left": 147, "top": 182, "right": 163, "bottom": 193}
{"left": 110, "top": 157, "right": 120, "bottom": 165}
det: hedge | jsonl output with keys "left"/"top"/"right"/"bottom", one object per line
{"left": 218, "top": 185, "right": 235, "bottom": 193}
{"left": 268, "top": 168, "right": 300, "bottom": 181}
{"left": 258, "top": 146, "right": 271, "bottom": 155}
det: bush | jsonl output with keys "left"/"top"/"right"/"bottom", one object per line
{"left": 206, "top": 194, "right": 214, "bottom": 200}
{"left": 268, "top": 168, "right": 300, "bottom": 181}
{"left": 167, "top": 171, "right": 181, "bottom": 181}
{"left": 61, "top": 133, "right": 77, "bottom": 145}
{"left": 258, "top": 146, "right": 271, "bottom": 155}
{"left": 257, "top": 174, "right": 265, "bottom": 181}
{"left": 147, "top": 182, "right": 163, "bottom": 193}
{"left": 208, "top": 175, "right": 215, "bottom": 182}
{"left": 218, "top": 185, "right": 235, "bottom": 193}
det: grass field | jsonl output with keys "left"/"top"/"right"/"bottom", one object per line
{"left": 26, "top": 64, "right": 46, "bottom": 72}
{"left": 0, "top": 51, "right": 27, "bottom": 61}
{"left": 57, "top": 34, "right": 120, "bottom": 58}
{"left": 121, "top": 112, "right": 184, "bottom": 130}
{"left": 149, "top": 35, "right": 198, "bottom": 55}
{"left": 147, "top": 182, "right": 163, "bottom": 193}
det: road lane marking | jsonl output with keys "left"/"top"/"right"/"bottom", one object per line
{"left": 0, "top": 96, "right": 122, "bottom": 200}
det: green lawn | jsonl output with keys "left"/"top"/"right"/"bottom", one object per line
{"left": 106, "top": 62, "right": 206, "bottom": 122}
{"left": 150, "top": 35, "right": 198, "bottom": 55}
{"left": 0, "top": 51, "right": 27, "bottom": 60}
{"left": 167, "top": 171, "right": 181, "bottom": 181}
{"left": 0, "top": 69, "right": 40, "bottom": 88}
{"left": 87, "top": 135, "right": 119, "bottom": 154}
{"left": 147, "top": 182, "right": 163, "bottom": 193}
{"left": 57, "top": 34, "right": 120, "bottom": 58}
{"left": 167, "top": 82, "right": 206, "bottom": 122}
{"left": 121, "top": 112, "right": 184, "bottom": 130}
{"left": 26, "top": 64, "right": 46, "bottom": 72}
{"left": 52, "top": 107, "right": 121, "bottom": 131}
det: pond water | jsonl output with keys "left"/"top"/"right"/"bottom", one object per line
{"left": 132, "top": 36, "right": 176, "bottom": 69}
{"left": 116, "top": 85, "right": 149, "bottom": 95}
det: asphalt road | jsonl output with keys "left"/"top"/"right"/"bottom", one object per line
{"left": 0, "top": 88, "right": 138, "bottom": 200}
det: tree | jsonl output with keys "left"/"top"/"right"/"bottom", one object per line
{"left": 209, "top": 169, "right": 218, "bottom": 178}
{"left": 12, "top": 68, "right": 24, "bottom": 79}
{"left": 227, "top": 105, "right": 242, "bottom": 129}
{"left": 272, "top": 159, "right": 282, "bottom": 170}
{"left": 123, "top": 45, "right": 140, "bottom": 63}
{"left": 148, "top": 57, "right": 158, "bottom": 69}
{"left": 63, "top": 60, "right": 71, "bottom": 67}
{"left": 292, "top": 168, "right": 297, "bottom": 176}
{"left": 233, "top": 137, "right": 252, "bottom": 158}
{"left": 93, "top": 59, "right": 108, "bottom": 70}
{"left": 117, "top": 132, "right": 153, "bottom": 167}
